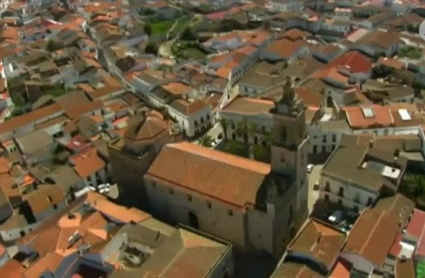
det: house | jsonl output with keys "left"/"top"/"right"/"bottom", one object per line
{"left": 340, "top": 194, "right": 414, "bottom": 274}
{"left": 24, "top": 184, "right": 67, "bottom": 222}
{"left": 43, "top": 165, "right": 85, "bottom": 201}
{"left": 272, "top": 219, "right": 346, "bottom": 277}
{"left": 69, "top": 147, "right": 107, "bottom": 188}
{"left": 319, "top": 135, "right": 408, "bottom": 210}
{"left": 261, "top": 39, "right": 310, "bottom": 64}
{"left": 0, "top": 103, "right": 64, "bottom": 141}
{"left": 266, "top": 0, "right": 304, "bottom": 13}
{"left": 168, "top": 99, "right": 213, "bottom": 138}
{"left": 351, "top": 30, "right": 403, "bottom": 58}
{"left": 13, "top": 191, "right": 234, "bottom": 278}
{"left": 14, "top": 130, "right": 56, "bottom": 166}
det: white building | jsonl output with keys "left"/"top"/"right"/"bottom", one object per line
{"left": 318, "top": 140, "right": 408, "bottom": 210}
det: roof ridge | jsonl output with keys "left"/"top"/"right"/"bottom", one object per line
{"left": 359, "top": 210, "right": 385, "bottom": 255}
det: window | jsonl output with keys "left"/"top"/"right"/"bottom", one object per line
{"left": 261, "top": 126, "right": 266, "bottom": 134}
{"left": 232, "top": 133, "right": 236, "bottom": 140}
{"left": 325, "top": 194, "right": 329, "bottom": 202}
{"left": 169, "top": 189, "right": 174, "bottom": 195}
{"left": 187, "top": 194, "right": 192, "bottom": 202}
{"left": 313, "top": 145, "right": 317, "bottom": 154}
{"left": 194, "top": 121, "right": 198, "bottom": 127}
{"left": 200, "top": 117, "right": 204, "bottom": 124}
{"left": 53, "top": 204, "right": 58, "bottom": 210}
{"left": 322, "top": 135, "right": 327, "bottom": 143}
{"left": 332, "top": 134, "right": 336, "bottom": 142}
{"left": 338, "top": 199, "right": 343, "bottom": 206}
{"left": 228, "top": 209, "right": 233, "bottom": 216}
{"left": 338, "top": 187, "right": 344, "bottom": 197}
{"left": 281, "top": 127, "right": 287, "bottom": 141}
{"left": 207, "top": 201, "right": 212, "bottom": 209}
{"left": 325, "top": 182, "right": 330, "bottom": 192}
{"left": 254, "top": 137, "right": 258, "bottom": 144}
{"left": 207, "top": 114, "right": 210, "bottom": 121}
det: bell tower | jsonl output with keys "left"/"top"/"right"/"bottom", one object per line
{"left": 270, "top": 77, "right": 308, "bottom": 211}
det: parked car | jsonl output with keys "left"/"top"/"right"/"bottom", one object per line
{"left": 307, "top": 164, "right": 314, "bottom": 173}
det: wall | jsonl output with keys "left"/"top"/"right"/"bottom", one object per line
{"left": 319, "top": 175, "right": 379, "bottom": 209}
{"left": 34, "top": 201, "right": 67, "bottom": 222}
{"left": 144, "top": 177, "right": 248, "bottom": 249}
{"left": 339, "top": 253, "right": 374, "bottom": 274}
{"left": 307, "top": 123, "right": 350, "bottom": 154}
{"left": 219, "top": 110, "right": 273, "bottom": 145}
{"left": 208, "top": 245, "right": 234, "bottom": 278}
{"left": 0, "top": 221, "right": 41, "bottom": 242}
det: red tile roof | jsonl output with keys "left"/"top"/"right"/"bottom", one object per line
{"left": 343, "top": 105, "right": 394, "bottom": 129}
{"left": 146, "top": 142, "right": 270, "bottom": 208}
{"left": 406, "top": 208, "right": 425, "bottom": 239}
{"left": 327, "top": 51, "right": 372, "bottom": 73}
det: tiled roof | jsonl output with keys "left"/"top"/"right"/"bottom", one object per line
{"left": 343, "top": 104, "right": 394, "bottom": 129}
{"left": 25, "top": 185, "right": 66, "bottom": 214}
{"left": 0, "top": 103, "right": 63, "bottom": 135}
{"left": 146, "top": 142, "right": 270, "bottom": 208}
{"left": 327, "top": 51, "right": 372, "bottom": 73}
{"left": 70, "top": 148, "right": 106, "bottom": 178}
{"left": 222, "top": 97, "right": 274, "bottom": 115}
{"left": 406, "top": 209, "right": 425, "bottom": 239}
{"left": 289, "top": 219, "right": 345, "bottom": 268}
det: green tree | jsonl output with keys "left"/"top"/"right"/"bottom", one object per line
{"left": 180, "top": 27, "right": 196, "bottom": 41}
{"left": 236, "top": 117, "right": 257, "bottom": 148}
{"left": 46, "top": 40, "right": 57, "bottom": 52}
{"left": 199, "top": 135, "right": 214, "bottom": 148}
{"left": 402, "top": 174, "right": 425, "bottom": 199}
{"left": 144, "top": 24, "right": 152, "bottom": 36}
{"left": 218, "top": 118, "right": 229, "bottom": 141}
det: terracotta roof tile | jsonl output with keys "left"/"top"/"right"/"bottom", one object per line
{"left": 24, "top": 252, "right": 63, "bottom": 278}
{"left": 146, "top": 142, "right": 270, "bottom": 208}
{"left": 87, "top": 85, "right": 123, "bottom": 100}
{"left": 70, "top": 148, "right": 105, "bottom": 178}
{"left": 25, "top": 185, "right": 66, "bottom": 215}
{"left": 289, "top": 219, "right": 345, "bottom": 268}
{"left": 343, "top": 104, "right": 393, "bottom": 129}
{"left": 0, "top": 103, "right": 63, "bottom": 136}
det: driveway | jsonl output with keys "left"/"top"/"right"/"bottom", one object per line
{"left": 308, "top": 164, "right": 323, "bottom": 214}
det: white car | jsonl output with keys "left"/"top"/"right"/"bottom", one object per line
{"left": 307, "top": 164, "right": 314, "bottom": 173}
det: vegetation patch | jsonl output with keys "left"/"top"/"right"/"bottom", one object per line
{"left": 46, "top": 85, "right": 67, "bottom": 98}
{"left": 171, "top": 41, "right": 208, "bottom": 60}
{"left": 397, "top": 46, "right": 422, "bottom": 60}
{"left": 147, "top": 19, "right": 174, "bottom": 36}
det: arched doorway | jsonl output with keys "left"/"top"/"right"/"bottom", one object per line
{"left": 188, "top": 212, "right": 199, "bottom": 229}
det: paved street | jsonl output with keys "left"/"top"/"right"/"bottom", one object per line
{"left": 308, "top": 164, "right": 323, "bottom": 214}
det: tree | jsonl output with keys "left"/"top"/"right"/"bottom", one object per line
{"left": 402, "top": 174, "right": 425, "bottom": 199}
{"left": 180, "top": 27, "right": 196, "bottom": 41}
{"left": 145, "top": 42, "right": 158, "bottom": 55}
{"left": 199, "top": 135, "right": 214, "bottom": 148}
{"left": 219, "top": 19, "right": 245, "bottom": 32}
{"left": 46, "top": 39, "right": 58, "bottom": 52}
{"left": 236, "top": 117, "right": 257, "bottom": 148}
{"left": 218, "top": 118, "right": 229, "bottom": 141}
{"left": 144, "top": 24, "right": 152, "bottom": 36}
